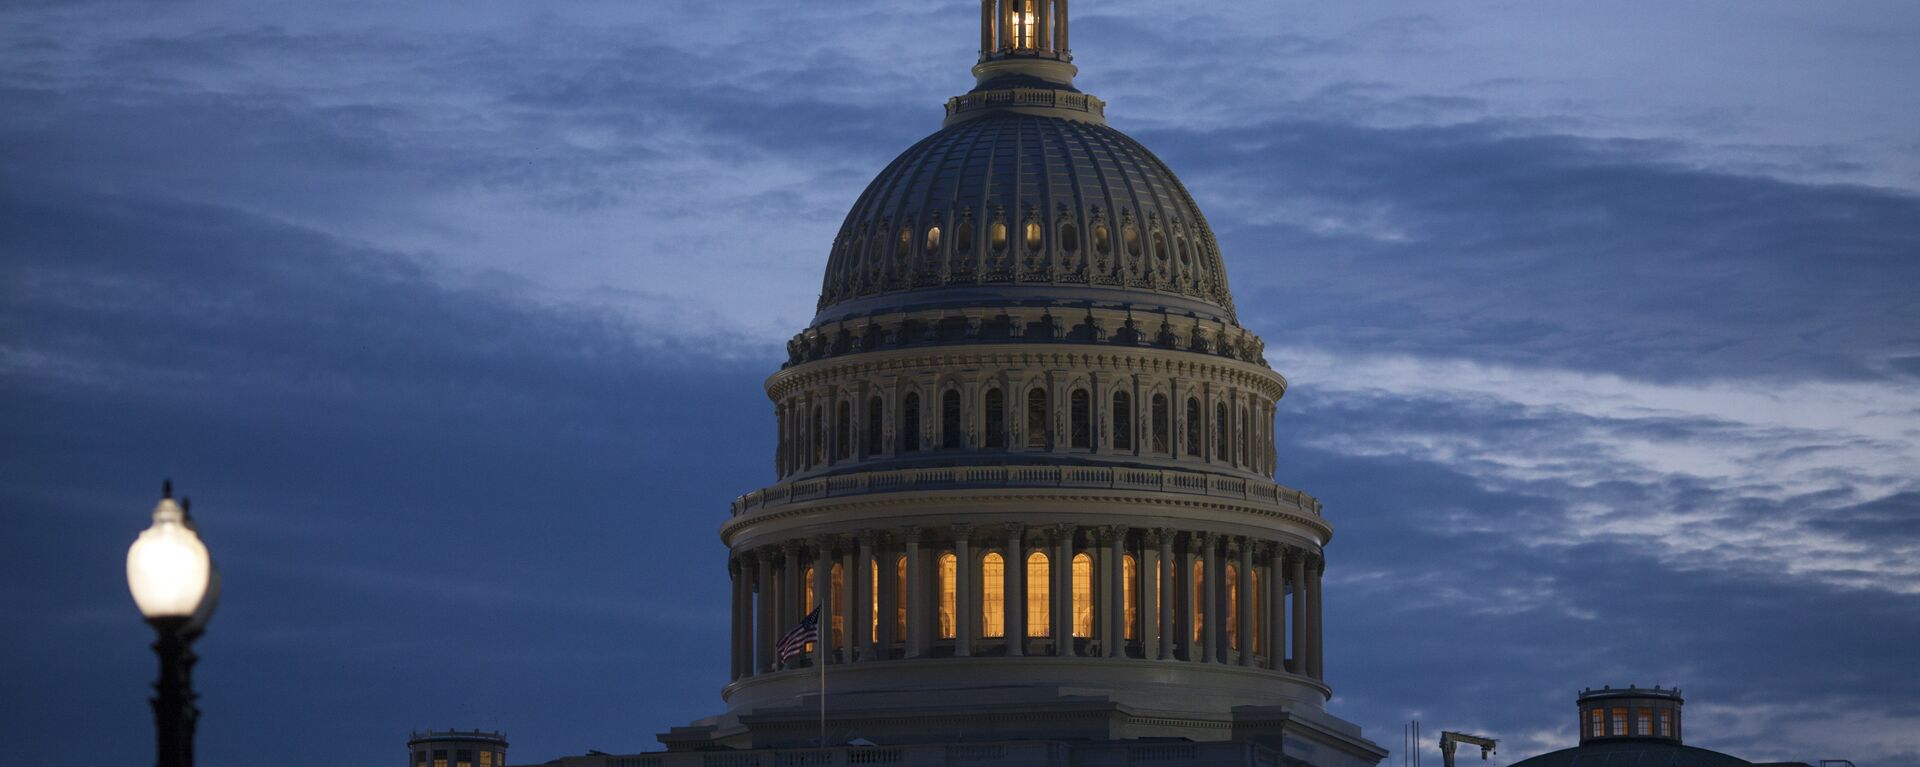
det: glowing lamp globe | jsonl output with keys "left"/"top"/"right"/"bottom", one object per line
{"left": 126, "top": 496, "right": 213, "bottom": 621}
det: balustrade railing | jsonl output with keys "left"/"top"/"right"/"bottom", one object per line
{"left": 732, "top": 465, "right": 1319, "bottom": 518}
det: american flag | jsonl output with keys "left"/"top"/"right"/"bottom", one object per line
{"left": 776, "top": 606, "right": 821, "bottom": 662}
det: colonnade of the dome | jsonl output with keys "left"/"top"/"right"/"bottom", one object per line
{"left": 724, "top": 525, "right": 1325, "bottom": 686}
{"left": 772, "top": 348, "right": 1281, "bottom": 481}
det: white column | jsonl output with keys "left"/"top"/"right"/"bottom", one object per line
{"left": 955, "top": 524, "right": 974, "bottom": 657}
{"left": 1054, "top": 524, "right": 1075, "bottom": 656}
{"left": 1289, "top": 550, "right": 1307, "bottom": 675}
{"left": 1267, "top": 544, "right": 1286, "bottom": 671}
{"left": 755, "top": 550, "right": 774, "bottom": 674}
{"left": 840, "top": 539, "right": 856, "bottom": 664}
{"left": 1005, "top": 524, "right": 1025, "bottom": 656}
{"left": 876, "top": 533, "right": 897, "bottom": 660}
{"left": 1143, "top": 530, "right": 1162, "bottom": 660}
{"left": 1236, "top": 537, "right": 1254, "bottom": 667}
{"left": 729, "top": 557, "right": 744, "bottom": 680}
{"left": 1308, "top": 554, "right": 1324, "bottom": 679}
{"left": 905, "top": 527, "right": 927, "bottom": 658}
{"left": 1105, "top": 526, "right": 1127, "bottom": 657}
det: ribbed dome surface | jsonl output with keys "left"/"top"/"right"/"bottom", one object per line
{"left": 814, "top": 112, "right": 1239, "bottom": 326}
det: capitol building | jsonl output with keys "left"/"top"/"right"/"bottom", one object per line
{"left": 502, "top": 2, "right": 1386, "bottom": 765}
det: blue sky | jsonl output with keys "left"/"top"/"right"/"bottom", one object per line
{"left": 3, "top": 1, "right": 1917, "bottom": 765}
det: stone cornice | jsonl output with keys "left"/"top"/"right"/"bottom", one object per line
{"left": 768, "top": 340, "right": 1286, "bottom": 401}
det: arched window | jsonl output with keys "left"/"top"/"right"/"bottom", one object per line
{"left": 901, "top": 392, "right": 921, "bottom": 452}
{"left": 1239, "top": 406, "right": 1249, "bottom": 466}
{"left": 1123, "top": 223, "right": 1141, "bottom": 256}
{"left": 896, "top": 226, "right": 911, "bottom": 259}
{"left": 1072, "top": 552, "right": 1094, "bottom": 638}
{"left": 1215, "top": 402, "right": 1229, "bottom": 460}
{"left": 941, "top": 389, "right": 963, "bottom": 449}
{"left": 896, "top": 556, "right": 908, "bottom": 641}
{"left": 1152, "top": 394, "right": 1170, "bottom": 454}
{"left": 956, "top": 218, "right": 973, "bottom": 253}
{"left": 982, "top": 552, "right": 1006, "bottom": 638}
{"left": 1026, "top": 551, "right": 1050, "bottom": 637}
{"left": 835, "top": 401, "right": 852, "bottom": 460}
{"left": 865, "top": 396, "right": 883, "bottom": 457}
{"left": 1123, "top": 554, "right": 1138, "bottom": 640}
{"left": 871, "top": 559, "right": 880, "bottom": 643}
{"left": 1112, "top": 391, "right": 1133, "bottom": 450}
{"left": 991, "top": 220, "right": 1008, "bottom": 252}
{"left": 939, "top": 552, "right": 958, "bottom": 639}
{"left": 1024, "top": 220, "right": 1042, "bottom": 250}
{"left": 925, "top": 225, "right": 941, "bottom": 253}
{"left": 1226, "top": 563, "right": 1239, "bottom": 650}
{"left": 985, "top": 388, "right": 1006, "bottom": 449}
{"left": 1191, "top": 559, "right": 1205, "bottom": 643}
{"left": 1185, "top": 398, "right": 1202, "bottom": 457}
{"left": 812, "top": 404, "right": 824, "bottom": 465}
{"left": 1059, "top": 221, "right": 1079, "bottom": 252}
{"left": 831, "top": 563, "right": 845, "bottom": 649}
{"left": 1093, "top": 223, "right": 1111, "bottom": 255}
{"left": 1069, "top": 389, "right": 1091, "bottom": 448}
{"left": 803, "top": 565, "right": 818, "bottom": 653}
{"left": 1589, "top": 708, "right": 1605, "bottom": 738}
{"left": 1026, "top": 388, "right": 1049, "bottom": 449}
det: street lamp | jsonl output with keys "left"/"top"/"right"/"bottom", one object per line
{"left": 127, "top": 480, "right": 220, "bottom": 767}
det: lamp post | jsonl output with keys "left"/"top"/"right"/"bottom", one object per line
{"left": 126, "top": 480, "right": 220, "bottom": 767}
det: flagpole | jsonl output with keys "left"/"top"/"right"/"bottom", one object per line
{"left": 818, "top": 647, "right": 827, "bottom": 747}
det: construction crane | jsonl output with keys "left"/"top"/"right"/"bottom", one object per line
{"left": 1439, "top": 731, "right": 1499, "bottom": 767}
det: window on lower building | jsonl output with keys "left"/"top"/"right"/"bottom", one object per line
{"left": 479, "top": 750, "right": 493, "bottom": 767}
{"left": 1123, "top": 554, "right": 1139, "bottom": 640}
{"left": 941, "top": 389, "right": 963, "bottom": 449}
{"left": 1611, "top": 708, "right": 1627, "bottom": 736}
{"left": 1589, "top": 708, "right": 1604, "bottom": 738}
{"left": 982, "top": 552, "right": 1006, "bottom": 638}
{"left": 457, "top": 750, "right": 473, "bottom": 767}
{"left": 1072, "top": 552, "right": 1094, "bottom": 637}
{"left": 1026, "top": 551, "right": 1051, "bottom": 637}
{"left": 1192, "top": 559, "right": 1206, "bottom": 643}
{"left": 830, "top": 562, "right": 845, "bottom": 649}
{"left": 433, "top": 751, "right": 448, "bottom": 767}
{"left": 939, "top": 552, "right": 957, "bottom": 639}
{"left": 1658, "top": 710, "right": 1672, "bottom": 737}
{"left": 1226, "top": 564, "right": 1240, "bottom": 649}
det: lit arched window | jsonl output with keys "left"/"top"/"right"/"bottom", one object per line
{"left": 985, "top": 388, "right": 1006, "bottom": 449}
{"left": 896, "top": 226, "right": 911, "bottom": 259}
{"left": 1012, "top": 0, "right": 1037, "bottom": 48}
{"left": 835, "top": 401, "right": 852, "bottom": 460}
{"left": 926, "top": 225, "right": 941, "bottom": 253}
{"left": 939, "top": 552, "right": 958, "bottom": 639}
{"left": 1093, "top": 223, "right": 1111, "bottom": 255}
{"left": 1070, "top": 389, "right": 1091, "bottom": 448}
{"left": 896, "top": 556, "right": 908, "bottom": 640}
{"left": 1226, "top": 563, "right": 1239, "bottom": 650}
{"left": 1215, "top": 402, "right": 1229, "bottom": 460}
{"left": 1152, "top": 394, "right": 1170, "bottom": 454}
{"left": 991, "top": 220, "right": 1008, "bottom": 252}
{"left": 1072, "top": 552, "right": 1094, "bottom": 638}
{"left": 1185, "top": 398, "right": 1202, "bottom": 457}
{"left": 1112, "top": 390, "right": 1133, "bottom": 451}
{"left": 901, "top": 392, "right": 921, "bottom": 452}
{"left": 982, "top": 552, "right": 1006, "bottom": 638}
{"left": 871, "top": 559, "right": 880, "bottom": 642}
{"left": 1191, "top": 559, "right": 1205, "bottom": 643}
{"left": 1123, "top": 223, "right": 1141, "bottom": 256}
{"left": 1025, "top": 220, "right": 1042, "bottom": 250}
{"left": 1123, "top": 554, "right": 1138, "bottom": 640}
{"left": 831, "top": 562, "right": 845, "bottom": 648}
{"left": 804, "top": 565, "right": 818, "bottom": 653}
{"left": 1610, "top": 708, "right": 1627, "bottom": 736}
{"left": 941, "top": 389, "right": 962, "bottom": 449}
{"left": 1026, "top": 388, "right": 1049, "bottom": 449}
{"left": 865, "top": 396, "right": 883, "bottom": 457}
{"left": 1026, "top": 551, "right": 1051, "bottom": 637}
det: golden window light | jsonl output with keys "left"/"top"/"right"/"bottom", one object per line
{"left": 982, "top": 552, "right": 1006, "bottom": 638}
{"left": 1072, "top": 552, "right": 1094, "bottom": 638}
{"left": 1026, "top": 551, "right": 1051, "bottom": 637}
{"left": 939, "top": 552, "right": 958, "bottom": 639}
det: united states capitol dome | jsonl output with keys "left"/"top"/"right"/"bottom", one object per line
{"left": 810, "top": 33, "right": 1238, "bottom": 331}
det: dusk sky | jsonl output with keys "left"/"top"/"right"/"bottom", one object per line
{"left": 4, "top": 1, "right": 1918, "bottom": 766}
